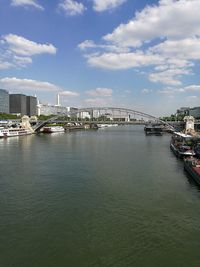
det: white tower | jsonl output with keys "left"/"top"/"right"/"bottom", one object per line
{"left": 184, "top": 116, "right": 195, "bottom": 134}
{"left": 56, "top": 93, "right": 60, "bottom": 106}
{"left": 35, "top": 94, "right": 41, "bottom": 116}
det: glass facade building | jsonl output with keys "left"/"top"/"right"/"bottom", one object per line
{"left": 26, "top": 96, "right": 37, "bottom": 116}
{"left": 9, "top": 94, "right": 27, "bottom": 115}
{"left": 9, "top": 94, "right": 37, "bottom": 116}
{"left": 189, "top": 107, "right": 200, "bottom": 119}
{"left": 0, "top": 89, "right": 9, "bottom": 114}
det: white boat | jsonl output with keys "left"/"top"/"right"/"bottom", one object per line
{"left": 107, "top": 124, "right": 118, "bottom": 127}
{"left": 42, "top": 126, "right": 65, "bottom": 133}
{"left": 97, "top": 124, "right": 118, "bottom": 128}
{"left": 170, "top": 132, "right": 195, "bottom": 157}
{"left": 97, "top": 124, "right": 107, "bottom": 128}
{"left": 0, "top": 127, "right": 33, "bottom": 138}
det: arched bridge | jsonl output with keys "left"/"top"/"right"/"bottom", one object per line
{"left": 33, "top": 107, "right": 173, "bottom": 132}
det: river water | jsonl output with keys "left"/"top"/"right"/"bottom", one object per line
{"left": 0, "top": 125, "right": 200, "bottom": 267}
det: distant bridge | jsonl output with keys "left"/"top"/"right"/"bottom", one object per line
{"left": 33, "top": 107, "right": 174, "bottom": 132}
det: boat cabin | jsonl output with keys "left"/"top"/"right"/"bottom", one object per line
{"left": 144, "top": 123, "right": 163, "bottom": 135}
{"left": 171, "top": 132, "right": 194, "bottom": 146}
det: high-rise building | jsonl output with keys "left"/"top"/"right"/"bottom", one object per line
{"left": 26, "top": 96, "right": 37, "bottom": 116}
{"left": 176, "top": 107, "right": 190, "bottom": 116}
{"left": 9, "top": 94, "right": 27, "bottom": 115}
{"left": 189, "top": 107, "right": 200, "bottom": 119}
{"left": 0, "top": 89, "right": 9, "bottom": 114}
{"left": 10, "top": 94, "right": 37, "bottom": 116}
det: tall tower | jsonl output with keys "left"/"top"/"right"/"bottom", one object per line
{"left": 56, "top": 93, "right": 60, "bottom": 106}
{"left": 35, "top": 95, "right": 41, "bottom": 116}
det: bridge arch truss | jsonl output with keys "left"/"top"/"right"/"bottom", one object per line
{"left": 69, "top": 107, "right": 160, "bottom": 121}
{"left": 34, "top": 107, "right": 170, "bottom": 132}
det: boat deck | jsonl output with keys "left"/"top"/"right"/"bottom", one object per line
{"left": 193, "top": 167, "right": 200, "bottom": 174}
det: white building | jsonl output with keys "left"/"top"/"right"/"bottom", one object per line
{"left": 78, "top": 111, "right": 91, "bottom": 119}
{"left": 37, "top": 102, "right": 78, "bottom": 117}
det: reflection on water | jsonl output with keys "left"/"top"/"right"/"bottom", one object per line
{"left": 0, "top": 134, "right": 35, "bottom": 145}
{"left": 184, "top": 169, "right": 200, "bottom": 195}
{"left": 1, "top": 126, "right": 200, "bottom": 267}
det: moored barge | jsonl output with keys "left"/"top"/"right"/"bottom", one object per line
{"left": 170, "top": 132, "right": 195, "bottom": 158}
{"left": 42, "top": 126, "right": 65, "bottom": 133}
{"left": 184, "top": 157, "right": 200, "bottom": 186}
{"left": 144, "top": 124, "right": 163, "bottom": 135}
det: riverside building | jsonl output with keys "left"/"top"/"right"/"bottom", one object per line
{"left": 9, "top": 94, "right": 37, "bottom": 116}
{"left": 37, "top": 103, "right": 78, "bottom": 117}
{"left": 26, "top": 96, "right": 37, "bottom": 116}
{"left": 176, "top": 106, "right": 200, "bottom": 119}
{"left": 189, "top": 107, "right": 200, "bottom": 119}
{"left": 176, "top": 107, "right": 190, "bottom": 116}
{"left": 9, "top": 94, "right": 27, "bottom": 116}
{"left": 0, "top": 89, "right": 9, "bottom": 114}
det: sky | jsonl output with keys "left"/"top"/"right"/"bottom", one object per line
{"left": 1, "top": 0, "right": 200, "bottom": 116}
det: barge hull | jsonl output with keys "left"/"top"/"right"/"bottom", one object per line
{"left": 184, "top": 162, "right": 200, "bottom": 186}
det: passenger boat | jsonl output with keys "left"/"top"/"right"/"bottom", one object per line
{"left": 42, "top": 126, "right": 65, "bottom": 133}
{"left": 0, "top": 127, "right": 33, "bottom": 138}
{"left": 97, "top": 124, "right": 107, "bottom": 128}
{"left": 108, "top": 124, "right": 118, "bottom": 127}
{"left": 97, "top": 124, "right": 118, "bottom": 128}
{"left": 184, "top": 157, "right": 200, "bottom": 186}
{"left": 170, "top": 132, "right": 195, "bottom": 158}
{"left": 144, "top": 124, "right": 163, "bottom": 135}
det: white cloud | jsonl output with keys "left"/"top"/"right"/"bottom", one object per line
{"left": 186, "top": 95, "right": 198, "bottom": 102}
{"left": 87, "top": 88, "right": 113, "bottom": 97}
{"left": 84, "top": 39, "right": 198, "bottom": 84}
{"left": 0, "top": 77, "right": 80, "bottom": 97}
{"left": 0, "top": 77, "right": 60, "bottom": 92}
{"left": 93, "top": 0, "right": 126, "bottom": 12}
{"left": 84, "top": 98, "right": 111, "bottom": 106}
{"left": 58, "top": 0, "right": 86, "bottom": 16}
{"left": 158, "top": 84, "right": 200, "bottom": 95}
{"left": 184, "top": 85, "right": 200, "bottom": 92}
{"left": 142, "top": 89, "right": 152, "bottom": 94}
{"left": 79, "top": 0, "right": 200, "bottom": 86}
{"left": 0, "top": 34, "right": 57, "bottom": 70}
{"left": 151, "top": 38, "right": 200, "bottom": 60}
{"left": 11, "top": 0, "right": 44, "bottom": 10}
{"left": 149, "top": 67, "right": 191, "bottom": 86}
{"left": 60, "top": 91, "right": 80, "bottom": 96}
{"left": 0, "top": 61, "right": 14, "bottom": 70}
{"left": 78, "top": 39, "right": 130, "bottom": 53}
{"left": 78, "top": 40, "right": 96, "bottom": 50}
{"left": 157, "top": 88, "right": 175, "bottom": 95}
{"left": 104, "top": 0, "right": 200, "bottom": 47}
{"left": 84, "top": 87, "right": 113, "bottom": 107}
{"left": 13, "top": 55, "right": 32, "bottom": 67}
{"left": 87, "top": 52, "right": 164, "bottom": 70}
{"left": 3, "top": 34, "right": 56, "bottom": 56}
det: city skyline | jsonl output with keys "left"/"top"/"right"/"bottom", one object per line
{"left": 1, "top": 0, "right": 200, "bottom": 116}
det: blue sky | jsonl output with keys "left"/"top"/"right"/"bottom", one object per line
{"left": 1, "top": 0, "right": 200, "bottom": 116}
